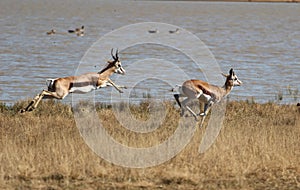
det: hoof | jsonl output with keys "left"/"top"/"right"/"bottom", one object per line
{"left": 20, "top": 107, "right": 33, "bottom": 113}
{"left": 180, "top": 111, "right": 184, "bottom": 117}
{"left": 199, "top": 113, "right": 206, "bottom": 117}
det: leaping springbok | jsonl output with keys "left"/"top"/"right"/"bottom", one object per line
{"left": 172, "top": 68, "right": 242, "bottom": 127}
{"left": 21, "top": 49, "right": 126, "bottom": 113}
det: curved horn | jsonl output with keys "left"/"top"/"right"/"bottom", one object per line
{"left": 229, "top": 68, "right": 233, "bottom": 76}
{"left": 115, "top": 49, "right": 119, "bottom": 60}
{"left": 111, "top": 48, "right": 116, "bottom": 60}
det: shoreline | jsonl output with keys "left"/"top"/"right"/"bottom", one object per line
{"left": 207, "top": 0, "right": 300, "bottom": 2}
{"left": 162, "top": 0, "right": 300, "bottom": 2}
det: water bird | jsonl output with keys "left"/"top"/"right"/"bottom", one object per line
{"left": 148, "top": 29, "right": 159, "bottom": 34}
{"left": 68, "top": 25, "right": 85, "bottom": 36}
{"left": 46, "top": 29, "right": 56, "bottom": 35}
{"left": 169, "top": 28, "right": 179, "bottom": 34}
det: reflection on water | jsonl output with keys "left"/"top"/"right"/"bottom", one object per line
{"left": 0, "top": 0, "right": 299, "bottom": 104}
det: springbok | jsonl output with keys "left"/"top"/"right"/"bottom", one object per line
{"left": 21, "top": 49, "right": 126, "bottom": 113}
{"left": 172, "top": 68, "right": 242, "bottom": 127}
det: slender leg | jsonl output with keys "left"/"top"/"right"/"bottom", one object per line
{"left": 174, "top": 94, "right": 189, "bottom": 117}
{"left": 20, "top": 93, "right": 41, "bottom": 113}
{"left": 32, "top": 90, "right": 64, "bottom": 109}
{"left": 199, "top": 103, "right": 208, "bottom": 116}
{"left": 31, "top": 92, "right": 46, "bottom": 109}
{"left": 21, "top": 90, "right": 64, "bottom": 113}
{"left": 204, "top": 101, "right": 213, "bottom": 115}
{"left": 200, "top": 104, "right": 209, "bottom": 127}
{"left": 107, "top": 78, "right": 124, "bottom": 93}
{"left": 182, "top": 98, "right": 198, "bottom": 120}
{"left": 174, "top": 94, "right": 181, "bottom": 107}
{"left": 199, "top": 101, "right": 213, "bottom": 116}
{"left": 200, "top": 115, "right": 206, "bottom": 128}
{"left": 186, "top": 106, "right": 198, "bottom": 121}
{"left": 199, "top": 102, "right": 213, "bottom": 127}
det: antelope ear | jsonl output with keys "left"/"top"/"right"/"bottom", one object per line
{"left": 221, "top": 73, "right": 228, "bottom": 77}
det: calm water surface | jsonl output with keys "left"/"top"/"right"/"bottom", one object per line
{"left": 0, "top": 0, "right": 299, "bottom": 104}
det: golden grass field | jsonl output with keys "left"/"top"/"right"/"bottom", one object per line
{"left": 0, "top": 100, "right": 299, "bottom": 189}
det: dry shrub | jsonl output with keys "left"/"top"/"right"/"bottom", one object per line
{"left": 0, "top": 100, "right": 299, "bottom": 189}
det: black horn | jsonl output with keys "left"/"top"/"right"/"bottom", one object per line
{"left": 111, "top": 48, "right": 116, "bottom": 60}
{"left": 229, "top": 68, "right": 233, "bottom": 76}
{"left": 115, "top": 49, "right": 119, "bottom": 60}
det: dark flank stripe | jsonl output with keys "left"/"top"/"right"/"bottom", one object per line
{"left": 197, "top": 85, "right": 214, "bottom": 98}
{"left": 69, "top": 82, "right": 94, "bottom": 90}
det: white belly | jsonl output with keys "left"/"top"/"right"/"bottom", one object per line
{"left": 69, "top": 85, "right": 96, "bottom": 93}
{"left": 99, "top": 83, "right": 109, "bottom": 88}
{"left": 197, "top": 93, "right": 212, "bottom": 103}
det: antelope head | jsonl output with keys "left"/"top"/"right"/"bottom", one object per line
{"left": 222, "top": 68, "right": 242, "bottom": 87}
{"left": 108, "top": 48, "right": 126, "bottom": 75}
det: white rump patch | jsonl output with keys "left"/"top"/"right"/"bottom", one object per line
{"left": 46, "top": 78, "right": 58, "bottom": 91}
{"left": 172, "top": 85, "right": 184, "bottom": 95}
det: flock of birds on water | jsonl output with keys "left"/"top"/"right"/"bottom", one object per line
{"left": 46, "top": 26, "right": 180, "bottom": 36}
{"left": 46, "top": 25, "right": 85, "bottom": 36}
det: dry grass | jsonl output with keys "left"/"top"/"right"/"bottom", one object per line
{"left": 0, "top": 100, "right": 299, "bottom": 189}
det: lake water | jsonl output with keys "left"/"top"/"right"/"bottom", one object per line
{"left": 0, "top": 0, "right": 299, "bottom": 105}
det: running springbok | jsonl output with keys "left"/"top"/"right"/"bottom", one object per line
{"left": 21, "top": 49, "right": 126, "bottom": 113}
{"left": 172, "top": 68, "right": 242, "bottom": 127}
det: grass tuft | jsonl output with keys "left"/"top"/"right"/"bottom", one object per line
{"left": 0, "top": 100, "right": 299, "bottom": 189}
